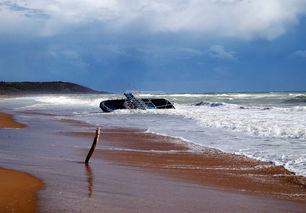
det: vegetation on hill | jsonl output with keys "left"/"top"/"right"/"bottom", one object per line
{"left": 0, "top": 81, "right": 107, "bottom": 95}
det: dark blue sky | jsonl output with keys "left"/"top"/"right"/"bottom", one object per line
{"left": 0, "top": 0, "right": 306, "bottom": 93}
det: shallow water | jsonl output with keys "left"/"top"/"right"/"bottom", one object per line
{"left": 1, "top": 92, "right": 305, "bottom": 176}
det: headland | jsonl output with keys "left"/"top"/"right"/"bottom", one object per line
{"left": 0, "top": 81, "right": 107, "bottom": 95}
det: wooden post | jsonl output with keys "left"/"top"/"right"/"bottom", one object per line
{"left": 85, "top": 127, "right": 101, "bottom": 164}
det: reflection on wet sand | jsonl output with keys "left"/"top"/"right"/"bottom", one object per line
{"left": 1, "top": 111, "right": 305, "bottom": 212}
{"left": 85, "top": 164, "right": 93, "bottom": 198}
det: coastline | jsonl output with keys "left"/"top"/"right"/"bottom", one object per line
{"left": 0, "top": 109, "right": 305, "bottom": 212}
{"left": 65, "top": 126, "right": 306, "bottom": 202}
{"left": 0, "top": 112, "right": 27, "bottom": 128}
{"left": 0, "top": 112, "right": 43, "bottom": 213}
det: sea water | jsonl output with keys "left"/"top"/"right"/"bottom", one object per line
{"left": 1, "top": 92, "right": 305, "bottom": 176}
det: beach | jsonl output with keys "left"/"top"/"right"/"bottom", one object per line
{"left": 0, "top": 112, "right": 43, "bottom": 213}
{"left": 2, "top": 0, "right": 306, "bottom": 211}
{"left": 0, "top": 112, "right": 27, "bottom": 128}
{"left": 0, "top": 106, "right": 305, "bottom": 212}
{"left": 0, "top": 168, "right": 43, "bottom": 213}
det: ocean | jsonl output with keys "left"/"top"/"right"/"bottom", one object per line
{"left": 1, "top": 92, "right": 305, "bottom": 177}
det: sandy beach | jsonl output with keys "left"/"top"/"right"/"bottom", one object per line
{"left": 2, "top": 0, "right": 306, "bottom": 211}
{"left": 0, "top": 112, "right": 43, "bottom": 213}
{"left": 0, "top": 168, "right": 43, "bottom": 213}
{"left": 0, "top": 110, "right": 305, "bottom": 212}
{"left": 79, "top": 128, "right": 306, "bottom": 200}
{"left": 0, "top": 112, "right": 27, "bottom": 128}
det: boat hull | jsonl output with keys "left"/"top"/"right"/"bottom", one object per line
{"left": 100, "top": 98, "right": 175, "bottom": 112}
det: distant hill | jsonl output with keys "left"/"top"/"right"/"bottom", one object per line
{"left": 0, "top": 81, "right": 107, "bottom": 95}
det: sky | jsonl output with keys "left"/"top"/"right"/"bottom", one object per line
{"left": 0, "top": 0, "right": 306, "bottom": 93}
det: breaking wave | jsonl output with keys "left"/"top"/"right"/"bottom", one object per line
{"left": 283, "top": 95, "right": 306, "bottom": 104}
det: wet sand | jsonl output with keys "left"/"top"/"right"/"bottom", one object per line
{"left": 65, "top": 127, "right": 306, "bottom": 202}
{"left": 0, "top": 111, "right": 305, "bottom": 212}
{"left": 0, "top": 112, "right": 43, "bottom": 213}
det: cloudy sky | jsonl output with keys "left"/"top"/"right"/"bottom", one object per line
{"left": 0, "top": 0, "right": 306, "bottom": 92}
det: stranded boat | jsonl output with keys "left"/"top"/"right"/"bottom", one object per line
{"left": 99, "top": 93, "right": 175, "bottom": 112}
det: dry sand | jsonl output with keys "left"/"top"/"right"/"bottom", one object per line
{"left": 0, "top": 112, "right": 27, "bottom": 128}
{"left": 0, "top": 168, "right": 43, "bottom": 213}
{"left": 0, "top": 112, "right": 43, "bottom": 213}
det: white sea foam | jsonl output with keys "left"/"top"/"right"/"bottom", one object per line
{"left": 5, "top": 95, "right": 111, "bottom": 111}
{"left": 0, "top": 92, "right": 305, "bottom": 177}
{"left": 31, "top": 95, "right": 105, "bottom": 107}
{"left": 138, "top": 103, "right": 306, "bottom": 139}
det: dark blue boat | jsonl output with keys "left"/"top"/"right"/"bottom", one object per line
{"left": 99, "top": 93, "right": 175, "bottom": 112}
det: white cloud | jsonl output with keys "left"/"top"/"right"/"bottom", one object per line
{"left": 1, "top": 0, "right": 306, "bottom": 39}
{"left": 213, "top": 66, "right": 232, "bottom": 76}
{"left": 46, "top": 47, "right": 89, "bottom": 70}
{"left": 209, "top": 45, "right": 237, "bottom": 61}
{"left": 293, "top": 50, "right": 306, "bottom": 59}
{"left": 136, "top": 46, "right": 203, "bottom": 61}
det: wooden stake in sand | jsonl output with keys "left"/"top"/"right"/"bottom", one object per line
{"left": 85, "top": 128, "right": 101, "bottom": 164}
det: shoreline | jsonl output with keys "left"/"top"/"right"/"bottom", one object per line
{"left": 62, "top": 124, "right": 306, "bottom": 202}
{"left": 0, "top": 112, "right": 43, "bottom": 212}
{"left": 0, "top": 112, "right": 27, "bottom": 128}
{"left": 0, "top": 110, "right": 305, "bottom": 212}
